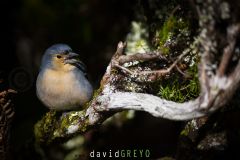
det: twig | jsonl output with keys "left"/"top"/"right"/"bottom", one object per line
{"left": 139, "top": 50, "right": 189, "bottom": 75}
{"left": 169, "top": 5, "right": 181, "bottom": 17}
{"left": 118, "top": 52, "right": 166, "bottom": 65}
{"left": 217, "top": 24, "right": 240, "bottom": 77}
{"left": 101, "top": 42, "right": 126, "bottom": 86}
{"left": 113, "top": 62, "right": 134, "bottom": 75}
{"left": 176, "top": 65, "right": 191, "bottom": 78}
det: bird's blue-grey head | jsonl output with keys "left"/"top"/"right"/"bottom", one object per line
{"left": 40, "top": 44, "right": 86, "bottom": 73}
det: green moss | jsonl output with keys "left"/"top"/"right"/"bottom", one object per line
{"left": 54, "top": 110, "right": 87, "bottom": 135}
{"left": 34, "top": 109, "right": 91, "bottom": 144}
{"left": 186, "top": 63, "right": 200, "bottom": 97}
{"left": 157, "top": 62, "right": 200, "bottom": 102}
{"left": 180, "top": 128, "right": 189, "bottom": 136}
{"left": 158, "top": 77, "right": 185, "bottom": 102}
{"left": 34, "top": 111, "right": 57, "bottom": 143}
{"left": 155, "top": 16, "right": 190, "bottom": 55}
{"left": 91, "top": 88, "right": 102, "bottom": 101}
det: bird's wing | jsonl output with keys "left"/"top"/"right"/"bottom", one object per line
{"left": 73, "top": 60, "right": 87, "bottom": 76}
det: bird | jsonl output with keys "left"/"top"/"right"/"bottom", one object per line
{"left": 36, "top": 44, "right": 93, "bottom": 111}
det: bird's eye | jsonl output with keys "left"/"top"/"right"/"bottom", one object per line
{"left": 57, "top": 55, "right": 62, "bottom": 59}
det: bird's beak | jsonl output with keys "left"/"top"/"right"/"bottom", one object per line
{"left": 65, "top": 52, "right": 79, "bottom": 60}
{"left": 64, "top": 52, "right": 80, "bottom": 64}
{"left": 64, "top": 52, "right": 86, "bottom": 73}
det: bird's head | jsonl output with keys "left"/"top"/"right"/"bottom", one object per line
{"left": 40, "top": 44, "right": 86, "bottom": 73}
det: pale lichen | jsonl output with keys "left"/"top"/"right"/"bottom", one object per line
{"left": 67, "top": 125, "right": 79, "bottom": 134}
{"left": 125, "top": 21, "right": 151, "bottom": 54}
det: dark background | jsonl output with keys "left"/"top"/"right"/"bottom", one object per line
{"left": 0, "top": 0, "right": 182, "bottom": 159}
